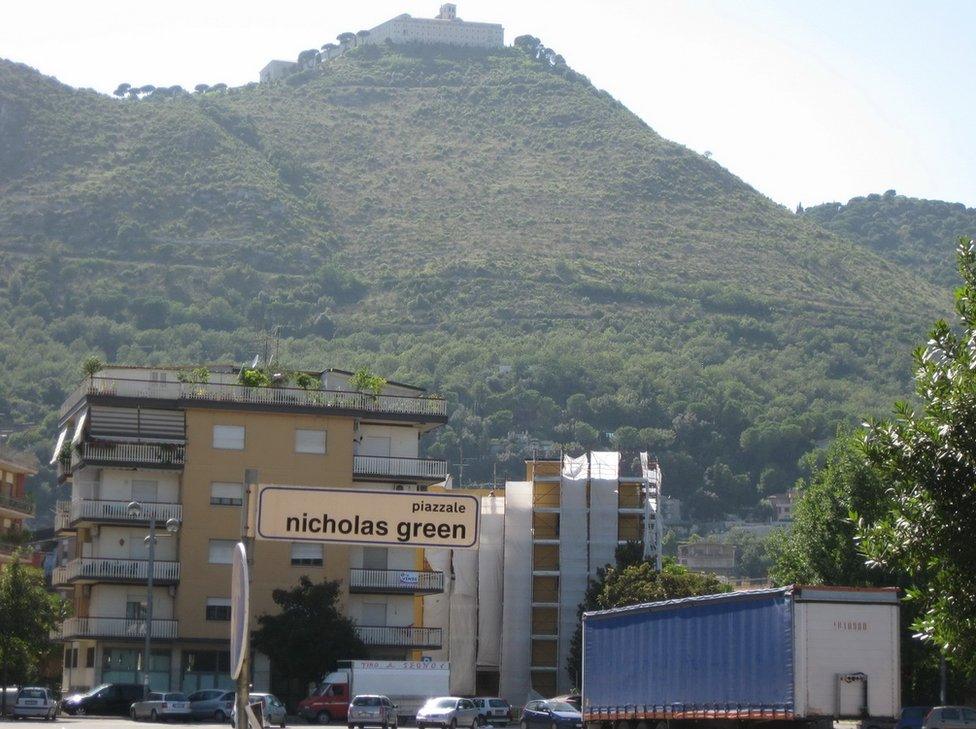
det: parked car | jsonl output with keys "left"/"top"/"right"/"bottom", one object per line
{"left": 548, "top": 696, "right": 581, "bottom": 713}
{"left": 12, "top": 687, "right": 58, "bottom": 720}
{"left": 417, "top": 697, "right": 482, "bottom": 729}
{"left": 348, "top": 694, "right": 398, "bottom": 729}
{"left": 922, "top": 707, "right": 976, "bottom": 729}
{"left": 519, "top": 700, "right": 582, "bottom": 729}
{"left": 188, "top": 689, "right": 235, "bottom": 722}
{"left": 130, "top": 691, "right": 192, "bottom": 722}
{"left": 62, "top": 683, "right": 145, "bottom": 716}
{"left": 232, "top": 693, "right": 286, "bottom": 728}
{"left": 899, "top": 707, "right": 936, "bottom": 729}
{"left": 472, "top": 698, "right": 512, "bottom": 726}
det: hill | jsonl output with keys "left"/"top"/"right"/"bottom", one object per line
{"left": 803, "top": 191, "right": 976, "bottom": 288}
{"left": 0, "top": 43, "right": 951, "bottom": 526}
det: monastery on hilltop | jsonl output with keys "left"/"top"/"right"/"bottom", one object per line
{"left": 260, "top": 4, "right": 504, "bottom": 83}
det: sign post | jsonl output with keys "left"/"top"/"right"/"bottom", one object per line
{"left": 233, "top": 468, "right": 257, "bottom": 728}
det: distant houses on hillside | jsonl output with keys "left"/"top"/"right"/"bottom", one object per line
{"left": 259, "top": 4, "right": 504, "bottom": 83}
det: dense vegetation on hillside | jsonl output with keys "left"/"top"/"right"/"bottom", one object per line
{"left": 0, "top": 43, "right": 951, "bottom": 527}
{"left": 804, "top": 191, "right": 976, "bottom": 288}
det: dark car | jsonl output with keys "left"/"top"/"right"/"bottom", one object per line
{"left": 61, "top": 683, "right": 145, "bottom": 716}
{"left": 519, "top": 700, "right": 582, "bottom": 729}
{"left": 899, "top": 707, "right": 936, "bottom": 729}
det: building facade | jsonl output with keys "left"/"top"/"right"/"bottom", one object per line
{"left": 0, "top": 445, "right": 38, "bottom": 564}
{"left": 676, "top": 541, "right": 737, "bottom": 577}
{"left": 52, "top": 364, "right": 448, "bottom": 693}
{"left": 366, "top": 5, "right": 503, "bottom": 49}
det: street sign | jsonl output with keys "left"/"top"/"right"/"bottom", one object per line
{"left": 255, "top": 485, "right": 480, "bottom": 549}
{"left": 230, "top": 542, "right": 249, "bottom": 681}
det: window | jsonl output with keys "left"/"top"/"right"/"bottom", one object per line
{"left": 212, "top": 425, "right": 245, "bottom": 450}
{"left": 295, "top": 429, "right": 327, "bottom": 454}
{"left": 211, "top": 482, "right": 243, "bottom": 506}
{"left": 71, "top": 648, "right": 79, "bottom": 668}
{"left": 291, "top": 542, "right": 323, "bottom": 566}
{"left": 86, "top": 647, "right": 95, "bottom": 668}
{"left": 208, "top": 540, "right": 235, "bottom": 564}
{"left": 206, "top": 597, "right": 232, "bottom": 621}
{"left": 943, "top": 711, "right": 960, "bottom": 721}
{"left": 126, "top": 596, "right": 147, "bottom": 620}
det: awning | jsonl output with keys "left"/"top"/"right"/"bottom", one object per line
{"left": 71, "top": 409, "right": 88, "bottom": 445}
{"left": 50, "top": 427, "right": 68, "bottom": 465}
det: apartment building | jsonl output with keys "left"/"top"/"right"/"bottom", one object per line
{"left": 52, "top": 364, "right": 449, "bottom": 693}
{"left": 0, "top": 444, "right": 38, "bottom": 564}
{"left": 677, "top": 541, "right": 737, "bottom": 577}
{"left": 366, "top": 5, "right": 504, "bottom": 49}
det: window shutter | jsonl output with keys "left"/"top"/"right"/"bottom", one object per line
{"left": 295, "top": 429, "right": 327, "bottom": 454}
{"left": 212, "top": 425, "right": 245, "bottom": 450}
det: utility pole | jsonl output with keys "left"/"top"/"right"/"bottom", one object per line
{"left": 235, "top": 469, "right": 258, "bottom": 727}
{"left": 143, "top": 516, "right": 156, "bottom": 695}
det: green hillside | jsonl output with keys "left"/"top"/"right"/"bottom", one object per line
{"left": 0, "top": 43, "right": 950, "bottom": 526}
{"left": 803, "top": 191, "right": 976, "bottom": 288}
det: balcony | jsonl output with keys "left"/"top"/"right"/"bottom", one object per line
{"left": 353, "top": 455, "right": 448, "bottom": 483}
{"left": 73, "top": 441, "right": 185, "bottom": 470}
{"left": 0, "top": 492, "right": 35, "bottom": 518}
{"left": 356, "top": 625, "right": 442, "bottom": 649}
{"left": 56, "top": 499, "right": 182, "bottom": 532}
{"left": 61, "top": 377, "right": 447, "bottom": 422}
{"left": 53, "top": 558, "right": 180, "bottom": 586}
{"left": 52, "top": 616, "right": 179, "bottom": 641}
{"left": 349, "top": 568, "right": 445, "bottom": 595}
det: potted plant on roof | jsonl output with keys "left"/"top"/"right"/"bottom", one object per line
{"left": 81, "top": 356, "right": 103, "bottom": 390}
{"left": 350, "top": 367, "right": 386, "bottom": 406}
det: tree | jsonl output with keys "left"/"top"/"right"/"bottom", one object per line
{"left": 0, "top": 555, "right": 68, "bottom": 714}
{"left": 356, "top": 30, "right": 370, "bottom": 46}
{"left": 297, "top": 49, "right": 320, "bottom": 68}
{"left": 337, "top": 32, "right": 356, "bottom": 47}
{"left": 350, "top": 368, "right": 386, "bottom": 396}
{"left": 194, "top": 84, "right": 210, "bottom": 94}
{"left": 113, "top": 83, "right": 131, "bottom": 98}
{"left": 252, "top": 577, "right": 366, "bottom": 706}
{"left": 138, "top": 85, "right": 156, "bottom": 95}
{"left": 860, "top": 237, "right": 976, "bottom": 674}
{"left": 767, "top": 430, "right": 888, "bottom": 586}
{"left": 211, "top": 83, "right": 228, "bottom": 93}
{"left": 81, "top": 355, "right": 103, "bottom": 382}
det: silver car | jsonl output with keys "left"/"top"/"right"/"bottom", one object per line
{"left": 13, "top": 687, "right": 58, "bottom": 720}
{"left": 188, "top": 689, "right": 235, "bottom": 722}
{"left": 232, "top": 693, "right": 287, "bottom": 728}
{"left": 417, "top": 697, "right": 482, "bottom": 729}
{"left": 130, "top": 691, "right": 192, "bottom": 721}
{"left": 349, "top": 694, "right": 398, "bottom": 729}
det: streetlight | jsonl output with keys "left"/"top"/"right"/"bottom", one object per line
{"left": 127, "top": 501, "right": 180, "bottom": 693}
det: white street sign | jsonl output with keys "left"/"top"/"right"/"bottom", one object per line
{"left": 230, "top": 542, "right": 249, "bottom": 681}
{"left": 255, "top": 485, "right": 480, "bottom": 549}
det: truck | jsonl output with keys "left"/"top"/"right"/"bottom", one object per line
{"left": 297, "top": 660, "right": 451, "bottom": 725}
{"left": 581, "top": 586, "right": 900, "bottom": 729}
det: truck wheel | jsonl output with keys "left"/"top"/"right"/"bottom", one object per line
{"left": 316, "top": 711, "right": 332, "bottom": 724}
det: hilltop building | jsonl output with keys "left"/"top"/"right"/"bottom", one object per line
{"left": 677, "top": 541, "right": 737, "bottom": 577}
{"left": 422, "top": 453, "right": 663, "bottom": 702}
{"left": 259, "top": 4, "right": 504, "bottom": 83}
{"left": 0, "top": 444, "right": 38, "bottom": 564}
{"left": 52, "top": 364, "right": 448, "bottom": 694}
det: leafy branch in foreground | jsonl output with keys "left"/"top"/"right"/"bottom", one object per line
{"left": 860, "top": 237, "right": 976, "bottom": 673}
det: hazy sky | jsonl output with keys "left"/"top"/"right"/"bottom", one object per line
{"left": 3, "top": 1, "right": 974, "bottom": 208}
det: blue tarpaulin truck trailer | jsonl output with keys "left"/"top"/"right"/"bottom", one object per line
{"left": 582, "top": 586, "right": 899, "bottom": 729}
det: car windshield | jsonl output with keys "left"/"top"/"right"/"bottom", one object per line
{"left": 167, "top": 693, "right": 188, "bottom": 701}
{"left": 429, "top": 699, "right": 457, "bottom": 709}
{"left": 354, "top": 697, "right": 383, "bottom": 707}
{"left": 84, "top": 684, "right": 111, "bottom": 698}
{"left": 902, "top": 708, "right": 928, "bottom": 719}
{"left": 548, "top": 702, "right": 578, "bottom": 713}
{"left": 490, "top": 700, "right": 508, "bottom": 708}
{"left": 19, "top": 689, "right": 46, "bottom": 699}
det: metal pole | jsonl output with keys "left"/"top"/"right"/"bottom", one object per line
{"left": 144, "top": 517, "right": 156, "bottom": 695}
{"left": 654, "top": 466, "right": 664, "bottom": 572}
{"left": 940, "top": 655, "right": 947, "bottom": 704}
{"left": 236, "top": 469, "right": 257, "bottom": 727}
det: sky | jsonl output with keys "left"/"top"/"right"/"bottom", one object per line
{"left": 2, "top": 0, "right": 974, "bottom": 209}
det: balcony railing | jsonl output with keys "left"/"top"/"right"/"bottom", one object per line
{"left": 0, "top": 492, "right": 35, "bottom": 517}
{"left": 52, "top": 616, "right": 179, "bottom": 641}
{"left": 61, "top": 377, "right": 447, "bottom": 419}
{"left": 74, "top": 441, "right": 185, "bottom": 469}
{"left": 349, "top": 568, "right": 445, "bottom": 595}
{"left": 56, "top": 499, "right": 182, "bottom": 530}
{"left": 53, "top": 558, "right": 180, "bottom": 585}
{"left": 353, "top": 455, "right": 448, "bottom": 481}
{"left": 356, "top": 625, "right": 442, "bottom": 649}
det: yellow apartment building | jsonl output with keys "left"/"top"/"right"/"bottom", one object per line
{"left": 51, "top": 364, "right": 448, "bottom": 693}
{"left": 0, "top": 444, "right": 38, "bottom": 564}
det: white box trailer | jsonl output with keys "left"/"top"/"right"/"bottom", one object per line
{"left": 582, "top": 586, "right": 900, "bottom": 727}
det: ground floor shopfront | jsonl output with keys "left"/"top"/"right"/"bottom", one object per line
{"left": 60, "top": 642, "right": 271, "bottom": 694}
